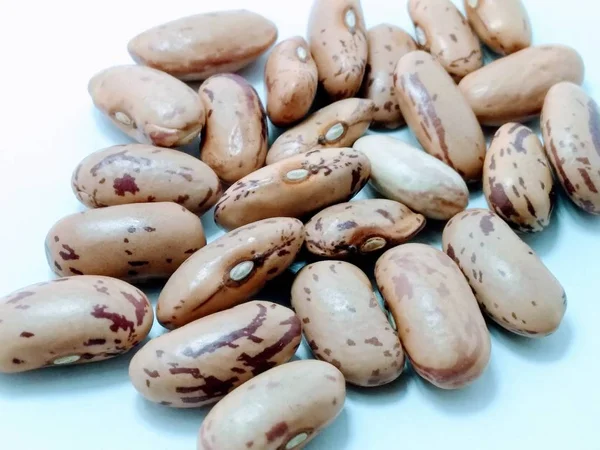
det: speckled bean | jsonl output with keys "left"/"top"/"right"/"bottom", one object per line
{"left": 88, "top": 65, "right": 205, "bottom": 147}
{"left": 215, "top": 148, "right": 371, "bottom": 230}
{"left": 394, "top": 51, "right": 486, "bottom": 182}
{"left": 197, "top": 360, "right": 345, "bottom": 450}
{"left": 45, "top": 202, "right": 206, "bottom": 281}
{"left": 292, "top": 261, "right": 404, "bottom": 386}
{"left": 459, "top": 45, "right": 585, "bottom": 126}
{"left": 483, "top": 123, "right": 554, "bottom": 232}
{"left": 375, "top": 243, "right": 491, "bottom": 389}
{"left": 0, "top": 276, "right": 153, "bottom": 373}
{"left": 308, "top": 0, "right": 368, "bottom": 100}
{"left": 265, "top": 37, "right": 318, "bottom": 127}
{"left": 542, "top": 82, "right": 600, "bottom": 215}
{"left": 72, "top": 144, "right": 221, "bottom": 214}
{"left": 157, "top": 218, "right": 304, "bottom": 329}
{"left": 408, "top": 0, "right": 482, "bottom": 80}
{"left": 266, "top": 98, "right": 374, "bottom": 164}
{"left": 304, "top": 199, "right": 425, "bottom": 258}
{"left": 353, "top": 135, "right": 469, "bottom": 220}
{"left": 464, "top": 0, "right": 532, "bottom": 55}
{"left": 127, "top": 10, "right": 277, "bottom": 81}
{"left": 443, "top": 209, "right": 567, "bottom": 337}
{"left": 130, "top": 301, "right": 301, "bottom": 407}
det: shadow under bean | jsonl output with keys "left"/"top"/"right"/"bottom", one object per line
{"left": 135, "top": 395, "right": 207, "bottom": 437}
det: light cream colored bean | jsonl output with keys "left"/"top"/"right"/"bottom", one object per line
{"left": 308, "top": 0, "right": 368, "bottom": 100}
{"left": 127, "top": 10, "right": 277, "bottom": 81}
{"left": 542, "top": 82, "right": 600, "bottom": 215}
{"left": 304, "top": 199, "right": 425, "bottom": 258}
{"left": 459, "top": 45, "right": 585, "bottom": 126}
{"left": 88, "top": 65, "right": 205, "bottom": 147}
{"left": 408, "top": 0, "right": 482, "bottom": 80}
{"left": 197, "top": 360, "right": 345, "bottom": 450}
{"left": 157, "top": 218, "right": 304, "bottom": 328}
{"left": 266, "top": 98, "right": 374, "bottom": 164}
{"left": 354, "top": 135, "right": 469, "bottom": 220}
{"left": 45, "top": 202, "right": 206, "bottom": 281}
{"left": 375, "top": 243, "right": 491, "bottom": 389}
{"left": 72, "top": 144, "right": 221, "bottom": 215}
{"left": 292, "top": 261, "right": 404, "bottom": 386}
{"left": 265, "top": 37, "right": 318, "bottom": 127}
{"left": 394, "top": 51, "right": 486, "bottom": 182}
{"left": 199, "top": 74, "right": 268, "bottom": 184}
{"left": 0, "top": 276, "right": 153, "bottom": 373}
{"left": 130, "top": 301, "right": 301, "bottom": 407}
{"left": 464, "top": 0, "right": 531, "bottom": 55}
{"left": 483, "top": 123, "right": 554, "bottom": 232}
{"left": 443, "top": 209, "right": 567, "bottom": 337}
{"left": 216, "top": 148, "right": 371, "bottom": 230}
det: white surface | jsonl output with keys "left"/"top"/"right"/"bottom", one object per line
{"left": 0, "top": 1, "right": 599, "bottom": 449}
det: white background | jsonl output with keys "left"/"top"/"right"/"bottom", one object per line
{"left": 1, "top": 1, "right": 599, "bottom": 449}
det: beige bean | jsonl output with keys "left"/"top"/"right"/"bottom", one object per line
{"left": 157, "top": 218, "right": 304, "bottom": 329}
{"left": 308, "top": 0, "right": 368, "bottom": 100}
{"left": 362, "top": 24, "right": 417, "bottom": 129}
{"left": 483, "top": 123, "right": 554, "bottom": 232}
{"left": 72, "top": 144, "right": 221, "bottom": 215}
{"left": 130, "top": 301, "right": 301, "bottom": 407}
{"left": 197, "top": 360, "right": 345, "bottom": 450}
{"left": 0, "top": 276, "right": 153, "bottom": 373}
{"left": 127, "top": 10, "right": 277, "bottom": 81}
{"left": 542, "top": 82, "right": 600, "bottom": 215}
{"left": 216, "top": 148, "right": 371, "bottom": 230}
{"left": 459, "top": 45, "right": 585, "bottom": 126}
{"left": 394, "top": 51, "right": 486, "bottom": 182}
{"left": 304, "top": 199, "right": 425, "bottom": 258}
{"left": 199, "top": 74, "right": 268, "bottom": 184}
{"left": 266, "top": 98, "right": 374, "bottom": 164}
{"left": 443, "top": 209, "right": 567, "bottom": 337}
{"left": 88, "top": 65, "right": 205, "bottom": 147}
{"left": 408, "top": 0, "right": 482, "bottom": 80}
{"left": 354, "top": 135, "right": 469, "bottom": 220}
{"left": 265, "top": 37, "right": 318, "bottom": 127}
{"left": 375, "top": 243, "right": 491, "bottom": 389}
{"left": 292, "top": 261, "right": 404, "bottom": 386}
{"left": 45, "top": 202, "right": 206, "bottom": 281}
{"left": 464, "top": 0, "right": 532, "bottom": 55}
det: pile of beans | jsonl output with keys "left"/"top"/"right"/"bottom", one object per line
{"left": 1, "top": 0, "right": 598, "bottom": 449}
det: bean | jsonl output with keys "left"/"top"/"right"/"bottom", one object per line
{"left": 0, "top": 276, "right": 152, "bottom": 373}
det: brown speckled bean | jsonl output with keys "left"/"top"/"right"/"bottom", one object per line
{"left": 304, "top": 199, "right": 425, "bottom": 258}
{"left": 308, "top": 0, "right": 368, "bottom": 100}
{"left": 459, "top": 45, "right": 585, "bottom": 126}
{"left": 130, "top": 301, "right": 301, "bottom": 407}
{"left": 88, "top": 65, "right": 205, "bottom": 147}
{"left": 266, "top": 98, "right": 374, "bottom": 164}
{"left": 464, "top": 0, "right": 532, "bottom": 55}
{"left": 542, "top": 82, "right": 600, "bottom": 215}
{"left": 45, "top": 202, "right": 206, "bottom": 281}
{"left": 362, "top": 24, "right": 417, "bottom": 129}
{"left": 127, "top": 10, "right": 277, "bottom": 81}
{"left": 0, "top": 276, "right": 153, "bottom": 373}
{"left": 394, "top": 51, "right": 486, "bottom": 182}
{"left": 72, "top": 144, "right": 222, "bottom": 215}
{"left": 265, "top": 37, "right": 318, "bottom": 127}
{"left": 483, "top": 123, "right": 554, "bottom": 232}
{"left": 157, "top": 218, "right": 304, "bottom": 329}
{"left": 375, "top": 243, "right": 491, "bottom": 389}
{"left": 199, "top": 74, "right": 268, "bottom": 184}
{"left": 197, "top": 360, "right": 345, "bottom": 450}
{"left": 443, "top": 209, "right": 567, "bottom": 337}
{"left": 292, "top": 261, "right": 404, "bottom": 386}
{"left": 408, "top": 0, "right": 482, "bottom": 80}
{"left": 215, "top": 148, "right": 371, "bottom": 230}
